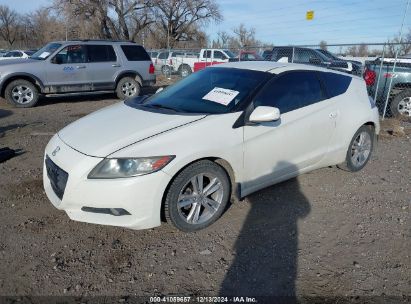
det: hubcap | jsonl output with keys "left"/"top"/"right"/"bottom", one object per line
{"left": 121, "top": 82, "right": 137, "bottom": 97}
{"left": 181, "top": 69, "right": 189, "bottom": 77}
{"left": 397, "top": 97, "right": 411, "bottom": 117}
{"left": 11, "top": 85, "right": 33, "bottom": 104}
{"left": 350, "top": 131, "right": 372, "bottom": 168}
{"left": 177, "top": 173, "right": 223, "bottom": 225}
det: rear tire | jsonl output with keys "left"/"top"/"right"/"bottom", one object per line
{"left": 161, "top": 65, "right": 171, "bottom": 76}
{"left": 179, "top": 65, "right": 192, "bottom": 78}
{"left": 116, "top": 77, "right": 141, "bottom": 100}
{"left": 5, "top": 79, "right": 39, "bottom": 108}
{"left": 164, "top": 160, "right": 230, "bottom": 232}
{"left": 390, "top": 89, "right": 411, "bottom": 118}
{"left": 339, "top": 125, "right": 374, "bottom": 172}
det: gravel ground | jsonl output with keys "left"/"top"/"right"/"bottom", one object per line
{"left": 0, "top": 81, "right": 410, "bottom": 302}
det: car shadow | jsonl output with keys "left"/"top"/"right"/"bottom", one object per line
{"left": 0, "top": 109, "right": 13, "bottom": 119}
{"left": 220, "top": 162, "right": 310, "bottom": 302}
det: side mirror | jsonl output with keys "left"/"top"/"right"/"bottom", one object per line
{"left": 329, "top": 60, "right": 348, "bottom": 69}
{"left": 249, "top": 106, "right": 280, "bottom": 123}
{"left": 51, "top": 56, "right": 62, "bottom": 64}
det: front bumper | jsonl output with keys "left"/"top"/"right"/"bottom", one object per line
{"left": 43, "top": 135, "right": 171, "bottom": 230}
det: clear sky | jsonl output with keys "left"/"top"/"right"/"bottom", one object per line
{"left": 2, "top": 0, "right": 410, "bottom": 46}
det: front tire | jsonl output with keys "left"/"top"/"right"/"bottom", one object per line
{"left": 116, "top": 77, "right": 141, "bottom": 100}
{"left": 5, "top": 79, "right": 39, "bottom": 108}
{"left": 340, "top": 125, "right": 374, "bottom": 172}
{"left": 391, "top": 89, "right": 411, "bottom": 118}
{"left": 164, "top": 160, "right": 231, "bottom": 232}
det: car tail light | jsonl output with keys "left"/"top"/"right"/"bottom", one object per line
{"left": 363, "top": 68, "right": 376, "bottom": 86}
{"left": 149, "top": 63, "right": 155, "bottom": 74}
{"left": 155, "top": 58, "right": 157, "bottom": 64}
{"left": 169, "top": 58, "right": 173, "bottom": 65}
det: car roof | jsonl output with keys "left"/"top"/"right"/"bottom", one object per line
{"left": 51, "top": 40, "right": 140, "bottom": 46}
{"left": 214, "top": 61, "right": 340, "bottom": 74}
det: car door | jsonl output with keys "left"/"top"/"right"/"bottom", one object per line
{"left": 242, "top": 70, "right": 337, "bottom": 195}
{"left": 45, "top": 44, "right": 91, "bottom": 93}
{"left": 86, "top": 44, "right": 119, "bottom": 91}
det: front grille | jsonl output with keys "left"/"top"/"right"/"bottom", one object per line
{"left": 45, "top": 155, "right": 69, "bottom": 200}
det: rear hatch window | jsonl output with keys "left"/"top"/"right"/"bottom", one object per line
{"left": 121, "top": 45, "right": 150, "bottom": 61}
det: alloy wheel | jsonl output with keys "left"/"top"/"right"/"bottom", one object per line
{"left": 350, "top": 131, "right": 372, "bottom": 168}
{"left": 397, "top": 96, "right": 411, "bottom": 117}
{"left": 11, "top": 85, "right": 34, "bottom": 104}
{"left": 177, "top": 173, "right": 224, "bottom": 225}
{"left": 121, "top": 82, "right": 137, "bottom": 97}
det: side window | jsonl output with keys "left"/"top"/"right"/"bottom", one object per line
{"left": 213, "top": 51, "right": 226, "bottom": 60}
{"left": 87, "top": 45, "right": 117, "bottom": 62}
{"left": 120, "top": 45, "right": 150, "bottom": 61}
{"left": 319, "top": 72, "right": 352, "bottom": 98}
{"left": 204, "top": 50, "right": 212, "bottom": 58}
{"left": 254, "top": 71, "right": 325, "bottom": 114}
{"left": 158, "top": 52, "right": 168, "bottom": 59}
{"left": 294, "top": 49, "right": 311, "bottom": 63}
{"left": 273, "top": 48, "right": 292, "bottom": 62}
{"left": 53, "top": 45, "right": 86, "bottom": 64}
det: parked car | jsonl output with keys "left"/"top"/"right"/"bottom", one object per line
{"left": 154, "top": 50, "right": 173, "bottom": 74}
{"left": 229, "top": 50, "right": 264, "bottom": 61}
{"left": 0, "top": 50, "right": 32, "bottom": 60}
{"left": 0, "top": 49, "right": 8, "bottom": 57}
{"left": 147, "top": 50, "right": 159, "bottom": 64}
{"left": 364, "top": 57, "right": 411, "bottom": 117}
{"left": 0, "top": 40, "right": 155, "bottom": 107}
{"left": 270, "top": 46, "right": 360, "bottom": 75}
{"left": 43, "top": 61, "right": 379, "bottom": 232}
{"left": 192, "top": 49, "right": 236, "bottom": 72}
{"left": 316, "top": 49, "right": 362, "bottom": 75}
{"left": 261, "top": 49, "right": 272, "bottom": 60}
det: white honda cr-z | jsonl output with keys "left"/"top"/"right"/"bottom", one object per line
{"left": 44, "top": 61, "right": 380, "bottom": 232}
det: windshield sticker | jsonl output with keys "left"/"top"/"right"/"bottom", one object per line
{"left": 39, "top": 52, "right": 50, "bottom": 58}
{"left": 202, "top": 87, "right": 240, "bottom": 106}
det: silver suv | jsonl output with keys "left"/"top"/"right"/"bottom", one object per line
{"left": 0, "top": 40, "right": 156, "bottom": 107}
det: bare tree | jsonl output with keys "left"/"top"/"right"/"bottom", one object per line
{"left": 232, "top": 24, "right": 254, "bottom": 48}
{"left": 217, "top": 31, "right": 230, "bottom": 48}
{"left": 152, "top": 0, "right": 222, "bottom": 47}
{"left": 0, "top": 5, "right": 21, "bottom": 46}
{"left": 319, "top": 40, "right": 327, "bottom": 50}
{"left": 386, "top": 29, "right": 411, "bottom": 57}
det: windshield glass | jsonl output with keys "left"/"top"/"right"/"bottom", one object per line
{"left": 142, "top": 67, "right": 270, "bottom": 114}
{"left": 223, "top": 50, "right": 236, "bottom": 58}
{"left": 31, "top": 43, "right": 62, "bottom": 60}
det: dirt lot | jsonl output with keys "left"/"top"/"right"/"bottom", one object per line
{"left": 0, "top": 82, "right": 410, "bottom": 302}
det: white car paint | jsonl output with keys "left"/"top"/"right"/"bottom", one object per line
{"left": 43, "top": 61, "right": 380, "bottom": 230}
{"left": 0, "top": 50, "right": 31, "bottom": 60}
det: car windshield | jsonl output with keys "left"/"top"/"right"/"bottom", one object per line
{"left": 319, "top": 49, "right": 338, "bottom": 60}
{"left": 141, "top": 67, "right": 270, "bottom": 114}
{"left": 30, "top": 43, "right": 62, "bottom": 60}
{"left": 223, "top": 50, "right": 236, "bottom": 58}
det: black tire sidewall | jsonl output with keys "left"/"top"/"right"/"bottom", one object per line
{"left": 345, "top": 125, "right": 374, "bottom": 172}
{"left": 180, "top": 65, "right": 192, "bottom": 77}
{"left": 116, "top": 77, "right": 141, "bottom": 100}
{"left": 5, "top": 80, "right": 39, "bottom": 108}
{"left": 390, "top": 89, "right": 411, "bottom": 118}
{"left": 165, "top": 160, "right": 231, "bottom": 232}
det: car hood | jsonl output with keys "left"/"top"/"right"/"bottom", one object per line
{"left": 58, "top": 101, "right": 206, "bottom": 157}
{"left": 0, "top": 58, "right": 35, "bottom": 66}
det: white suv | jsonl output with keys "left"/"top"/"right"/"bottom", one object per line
{"left": 44, "top": 62, "right": 380, "bottom": 232}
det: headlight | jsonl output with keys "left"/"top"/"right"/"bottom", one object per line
{"left": 88, "top": 156, "right": 175, "bottom": 179}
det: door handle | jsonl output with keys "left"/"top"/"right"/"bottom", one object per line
{"left": 112, "top": 63, "right": 121, "bottom": 67}
{"left": 76, "top": 65, "right": 86, "bottom": 69}
{"left": 329, "top": 112, "right": 338, "bottom": 119}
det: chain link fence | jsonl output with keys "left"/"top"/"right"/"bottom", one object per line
{"left": 148, "top": 43, "right": 411, "bottom": 119}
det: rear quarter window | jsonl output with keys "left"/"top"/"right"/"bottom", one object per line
{"left": 121, "top": 45, "right": 150, "bottom": 61}
{"left": 320, "top": 72, "right": 352, "bottom": 98}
